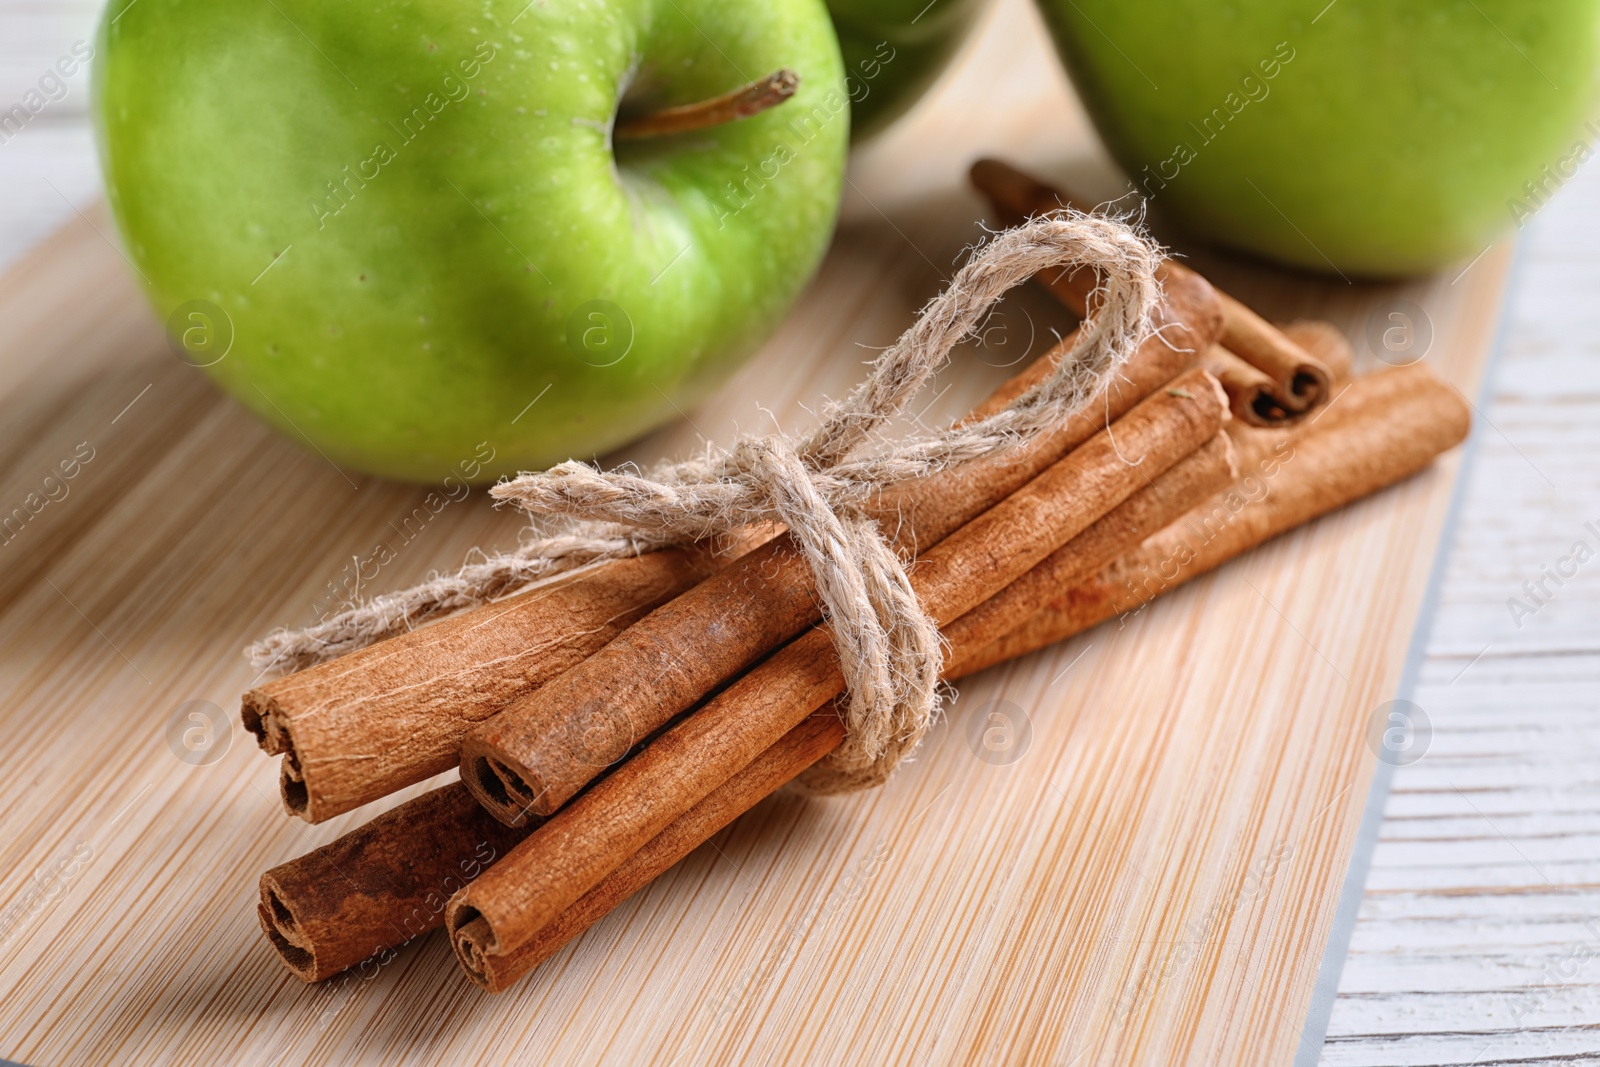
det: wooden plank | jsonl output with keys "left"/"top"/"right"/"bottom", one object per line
{"left": 0, "top": 0, "right": 1512, "bottom": 1063}
{"left": 1323, "top": 159, "right": 1600, "bottom": 1066}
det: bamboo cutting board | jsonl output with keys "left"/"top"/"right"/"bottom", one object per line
{"left": 0, "top": 0, "right": 1512, "bottom": 1063}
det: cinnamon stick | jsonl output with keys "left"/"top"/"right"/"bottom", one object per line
{"left": 969, "top": 157, "right": 1332, "bottom": 417}
{"left": 935, "top": 433, "right": 1236, "bottom": 659}
{"left": 243, "top": 548, "right": 733, "bottom": 823}
{"left": 456, "top": 713, "right": 848, "bottom": 991}
{"left": 955, "top": 362, "right": 1470, "bottom": 676}
{"left": 445, "top": 370, "right": 1230, "bottom": 970}
{"left": 1215, "top": 290, "right": 1331, "bottom": 413}
{"left": 458, "top": 284, "right": 1224, "bottom": 824}
{"left": 1202, "top": 344, "right": 1298, "bottom": 426}
{"left": 258, "top": 782, "right": 534, "bottom": 981}
{"left": 1203, "top": 316, "right": 1353, "bottom": 427}
{"left": 260, "top": 324, "right": 1372, "bottom": 991}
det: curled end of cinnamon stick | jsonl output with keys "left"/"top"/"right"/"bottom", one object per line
{"left": 1216, "top": 291, "right": 1334, "bottom": 415}
{"left": 1287, "top": 362, "right": 1333, "bottom": 411}
{"left": 969, "top": 157, "right": 1074, "bottom": 222}
{"left": 1202, "top": 344, "right": 1298, "bottom": 428}
{"left": 280, "top": 749, "right": 312, "bottom": 819}
{"left": 258, "top": 876, "right": 320, "bottom": 981}
{"left": 241, "top": 689, "right": 289, "bottom": 755}
{"left": 460, "top": 743, "right": 547, "bottom": 827}
{"left": 447, "top": 902, "right": 497, "bottom": 990}
{"left": 245, "top": 688, "right": 322, "bottom": 821}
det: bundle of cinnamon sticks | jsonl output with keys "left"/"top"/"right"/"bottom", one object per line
{"left": 248, "top": 160, "right": 1470, "bottom": 994}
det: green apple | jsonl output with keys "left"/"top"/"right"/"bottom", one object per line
{"left": 1035, "top": 0, "right": 1600, "bottom": 274}
{"left": 827, "top": 0, "right": 989, "bottom": 138}
{"left": 94, "top": 0, "right": 848, "bottom": 482}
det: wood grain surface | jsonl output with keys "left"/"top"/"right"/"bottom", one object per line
{"left": 0, "top": 0, "right": 1514, "bottom": 1063}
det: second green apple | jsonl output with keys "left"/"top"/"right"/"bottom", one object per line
{"left": 827, "top": 0, "right": 990, "bottom": 138}
{"left": 1037, "top": 0, "right": 1600, "bottom": 274}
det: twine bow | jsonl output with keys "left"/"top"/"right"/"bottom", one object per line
{"left": 249, "top": 212, "right": 1165, "bottom": 792}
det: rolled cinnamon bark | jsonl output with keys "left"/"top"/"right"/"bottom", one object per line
{"left": 1215, "top": 290, "right": 1331, "bottom": 413}
{"left": 261, "top": 329, "right": 1389, "bottom": 992}
{"left": 244, "top": 549, "right": 732, "bottom": 823}
{"left": 1202, "top": 344, "right": 1298, "bottom": 427}
{"left": 257, "top": 783, "right": 534, "bottom": 981}
{"left": 254, "top": 323, "right": 1347, "bottom": 984}
{"left": 955, "top": 362, "right": 1470, "bottom": 675}
{"left": 937, "top": 433, "right": 1235, "bottom": 658}
{"left": 445, "top": 370, "right": 1230, "bottom": 971}
{"left": 1202, "top": 316, "right": 1355, "bottom": 427}
{"left": 969, "top": 157, "right": 1331, "bottom": 416}
{"left": 456, "top": 712, "right": 848, "bottom": 992}
{"left": 457, "top": 289, "right": 1224, "bottom": 823}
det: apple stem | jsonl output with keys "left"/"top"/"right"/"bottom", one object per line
{"left": 614, "top": 69, "right": 800, "bottom": 141}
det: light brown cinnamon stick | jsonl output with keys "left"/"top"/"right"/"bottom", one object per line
{"left": 243, "top": 549, "right": 734, "bottom": 823}
{"left": 1203, "top": 318, "right": 1351, "bottom": 426}
{"left": 955, "top": 362, "right": 1470, "bottom": 675}
{"left": 456, "top": 433, "right": 1237, "bottom": 991}
{"left": 445, "top": 369, "right": 1229, "bottom": 971}
{"left": 457, "top": 283, "right": 1224, "bottom": 824}
{"left": 969, "top": 157, "right": 1331, "bottom": 418}
{"left": 259, "top": 324, "right": 1366, "bottom": 991}
{"left": 1202, "top": 344, "right": 1298, "bottom": 426}
{"left": 457, "top": 712, "right": 848, "bottom": 991}
{"left": 1215, "top": 290, "right": 1331, "bottom": 413}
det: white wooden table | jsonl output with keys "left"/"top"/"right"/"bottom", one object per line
{"left": 3, "top": 2, "right": 1597, "bottom": 1063}
{"left": 1314, "top": 132, "right": 1600, "bottom": 1067}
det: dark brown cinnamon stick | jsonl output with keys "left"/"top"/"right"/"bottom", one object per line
{"left": 257, "top": 783, "right": 535, "bottom": 981}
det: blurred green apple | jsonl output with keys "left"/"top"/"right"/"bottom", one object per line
{"left": 828, "top": 0, "right": 990, "bottom": 138}
{"left": 1035, "top": 0, "right": 1600, "bottom": 274}
{"left": 95, "top": 0, "right": 848, "bottom": 482}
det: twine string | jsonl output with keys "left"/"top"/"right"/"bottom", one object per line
{"left": 247, "top": 212, "right": 1164, "bottom": 792}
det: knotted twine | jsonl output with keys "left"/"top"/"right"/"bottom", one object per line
{"left": 248, "top": 212, "right": 1165, "bottom": 793}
